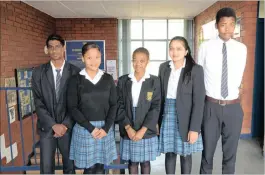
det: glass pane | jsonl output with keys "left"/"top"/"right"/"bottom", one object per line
{"left": 168, "top": 19, "right": 185, "bottom": 39}
{"left": 167, "top": 49, "right": 172, "bottom": 61}
{"left": 131, "top": 41, "right": 143, "bottom": 57}
{"left": 146, "top": 61, "right": 164, "bottom": 76}
{"left": 144, "top": 41, "right": 167, "bottom": 60}
{"left": 131, "top": 20, "right": 142, "bottom": 39}
{"left": 144, "top": 20, "right": 167, "bottom": 39}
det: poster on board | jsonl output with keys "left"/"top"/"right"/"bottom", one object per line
{"left": 106, "top": 60, "right": 117, "bottom": 81}
{"left": 65, "top": 40, "right": 105, "bottom": 70}
{"left": 15, "top": 68, "right": 35, "bottom": 120}
{"left": 4, "top": 77, "right": 17, "bottom": 107}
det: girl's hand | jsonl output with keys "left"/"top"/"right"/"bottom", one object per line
{"left": 187, "top": 131, "right": 199, "bottom": 144}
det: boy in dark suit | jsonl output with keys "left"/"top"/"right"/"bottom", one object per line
{"left": 32, "top": 34, "right": 80, "bottom": 174}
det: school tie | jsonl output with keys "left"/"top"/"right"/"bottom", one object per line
{"left": 55, "top": 69, "right": 61, "bottom": 101}
{"left": 221, "top": 42, "right": 228, "bottom": 99}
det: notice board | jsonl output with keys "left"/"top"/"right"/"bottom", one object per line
{"left": 65, "top": 40, "right": 105, "bottom": 70}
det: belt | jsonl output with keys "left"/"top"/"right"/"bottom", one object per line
{"left": 206, "top": 96, "right": 240, "bottom": 106}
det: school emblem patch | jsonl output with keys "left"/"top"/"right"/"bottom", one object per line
{"left": 146, "top": 92, "right": 153, "bottom": 101}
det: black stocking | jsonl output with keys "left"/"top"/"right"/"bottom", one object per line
{"left": 165, "top": 152, "right": 177, "bottom": 175}
{"left": 140, "top": 161, "right": 151, "bottom": 174}
{"left": 129, "top": 161, "right": 139, "bottom": 175}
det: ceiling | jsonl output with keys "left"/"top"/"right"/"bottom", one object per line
{"left": 22, "top": 0, "right": 217, "bottom": 19}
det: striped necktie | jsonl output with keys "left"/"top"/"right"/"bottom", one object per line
{"left": 55, "top": 69, "right": 61, "bottom": 101}
{"left": 221, "top": 42, "right": 228, "bottom": 99}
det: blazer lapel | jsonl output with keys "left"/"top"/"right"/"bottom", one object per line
{"left": 125, "top": 78, "right": 133, "bottom": 121}
{"left": 163, "top": 65, "right": 171, "bottom": 98}
{"left": 57, "top": 63, "right": 70, "bottom": 102}
{"left": 45, "top": 63, "right": 56, "bottom": 105}
{"left": 125, "top": 78, "right": 133, "bottom": 105}
{"left": 176, "top": 69, "right": 184, "bottom": 97}
{"left": 45, "top": 63, "right": 56, "bottom": 93}
{"left": 137, "top": 80, "right": 148, "bottom": 106}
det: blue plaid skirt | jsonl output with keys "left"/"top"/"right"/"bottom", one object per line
{"left": 119, "top": 107, "right": 160, "bottom": 162}
{"left": 159, "top": 99, "right": 203, "bottom": 156}
{"left": 69, "top": 121, "right": 117, "bottom": 168}
{"left": 120, "top": 137, "right": 160, "bottom": 162}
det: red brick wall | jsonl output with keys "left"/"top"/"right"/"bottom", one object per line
{"left": 1, "top": 1, "right": 56, "bottom": 77}
{"left": 1, "top": 2, "right": 118, "bottom": 170}
{"left": 56, "top": 18, "right": 118, "bottom": 64}
{"left": 194, "top": 1, "right": 258, "bottom": 134}
{"left": 0, "top": 1, "right": 55, "bottom": 169}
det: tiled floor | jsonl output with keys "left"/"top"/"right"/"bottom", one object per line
{"left": 148, "top": 139, "right": 264, "bottom": 174}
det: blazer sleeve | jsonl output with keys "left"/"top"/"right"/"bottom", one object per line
{"left": 116, "top": 77, "right": 132, "bottom": 128}
{"left": 189, "top": 65, "right": 205, "bottom": 132}
{"left": 67, "top": 75, "right": 95, "bottom": 133}
{"left": 158, "top": 64, "right": 164, "bottom": 128}
{"left": 61, "top": 113, "right": 74, "bottom": 129}
{"left": 142, "top": 78, "right": 161, "bottom": 132}
{"left": 32, "top": 68, "right": 56, "bottom": 131}
{"left": 102, "top": 76, "right": 117, "bottom": 133}
{"left": 62, "top": 67, "right": 81, "bottom": 129}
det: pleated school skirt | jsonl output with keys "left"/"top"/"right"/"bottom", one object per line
{"left": 120, "top": 107, "right": 160, "bottom": 162}
{"left": 70, "top": 121, "right": 117, "bottom": 168}
{"left": 159, "top": 99, "right": 203, "bottom": 156}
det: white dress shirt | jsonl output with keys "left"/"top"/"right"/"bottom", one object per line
{"left": 197, "top": 36, "right": 247, "bottom": 100}
{"left": 166, "top": 59, "right": 186, "bottom": 99}
{"left": 50, "top": 60, "right": 65, "bottom": 89}
{"left": 129, "top": 72, "right": 151, "bottom": 107}
{"left": 79, "top": 68, "right": 104, "bottom": 84}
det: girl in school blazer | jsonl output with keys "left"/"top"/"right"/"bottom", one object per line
{"left": 158, "top": 36, "right": 205, "bottom": 174}
{"left": 116, "top": 47, "right": 161, "bottom": 174}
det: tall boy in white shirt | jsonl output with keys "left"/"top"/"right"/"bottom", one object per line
{"left": 198, "top": 7, "right": 247, "bottom": 174}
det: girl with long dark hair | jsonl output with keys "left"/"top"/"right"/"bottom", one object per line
{"left": 158, "top": 36, "right": 205, "bottom": 174}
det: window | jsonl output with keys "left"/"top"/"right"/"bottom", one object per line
{"left": 131, "top": 41, "right": 142, "bottom": 57}
{"left": 168, "top": 19, "right": 185, "bottom": 39}
{"left": 144, "top": 20, "right": 167, "bottom": 39}
{"left": 131, "top": 20, "right": 142, "bottom": 39}
{"left": 146, "top": 61, "right": 164, "bottom": 76}
{"left": 130, "top": 19, "right": 185, "bottom": 76}
{"left": 118, "top": 19, "right": 191, "bottom": 77}
{"left": 144, "top": 41, "right": 167, "bottom": 61}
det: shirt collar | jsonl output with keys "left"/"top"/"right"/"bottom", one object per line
{"left": 217, "top": 35, "right": 232, "bottom": 44}
{"left": 169, "top": 58, "right": 186, "bottom": 70}
{"left": 128, "top": 72, "right": 150, "bottom": 83}
{"left": 50, "top": 60, "right": 65, "bottom": 72}
{"left": 79, "top": 68, "right": 104, "bottom": 80}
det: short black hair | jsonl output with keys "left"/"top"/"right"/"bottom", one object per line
{"left": 82, "top": 42, "right": 101, "bottom": 56}
{"left": 132, "top": 47, "right": 150, "bottom": 60}
{"left": 216, "top": 7, "right": 236, "bottom": 24}
{"left": 46, "top": 34, "right": 65, "bottom": 47}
